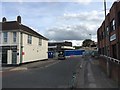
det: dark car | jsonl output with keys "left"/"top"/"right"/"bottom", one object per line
{"left": 58, "top": 51, "right": 65, "bottom": 60}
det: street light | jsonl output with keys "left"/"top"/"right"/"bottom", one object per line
{"left": 104, "top": 0, "right": 107, "bottom": 18}
{"left": 103, "top": 0, "right": 110, "bottom": 77}
{"left": 89, "top": 34, "right": 92, "bottom": 40}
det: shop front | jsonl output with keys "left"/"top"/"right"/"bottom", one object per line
{"left": 2, "top": 46, "right": 17, "bottom": 65}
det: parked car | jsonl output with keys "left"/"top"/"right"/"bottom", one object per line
{"left": 58, "top": 51, "right": 65, "bottom": 60}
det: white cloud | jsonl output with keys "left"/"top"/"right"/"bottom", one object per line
{"left": 44, "top": 10, "right": 104, "bottom": 46}
{"left": 45, "top": 24, "right": 97, "bottom": 41}
{"left": 64, "top": 40, "right": 84, "bottom": 46}
{"left": 63, "top": 10, "right": 104, "bottom": 21}
{"left": 1, "top": 0, "right": 117, "bottom": 2}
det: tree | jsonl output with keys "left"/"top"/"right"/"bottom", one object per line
{"left": 82, "top": 39, "right": 93, "bottom": 47}
{"left": 73, "top": 46, "right": 83, "bottom": 49}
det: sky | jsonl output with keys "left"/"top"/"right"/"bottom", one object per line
{"left": 0, "top": 0, "right": 117, "bottom": 46}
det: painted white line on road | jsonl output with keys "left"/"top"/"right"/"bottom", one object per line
{"left": 45, "top": 61, "right": 61, "bottom": 68}
{"left": 9, "top": 61, "right": 61, "bottom": 71}
{"left": 10, "top": 67, "right": 28, "bottom": 71}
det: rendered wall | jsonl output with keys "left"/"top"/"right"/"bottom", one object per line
{"left": 22, "top": 33, "right": 48, "bottom": 63}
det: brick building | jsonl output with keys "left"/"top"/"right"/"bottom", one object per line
{"left": 97, "top": 1, "right": 120, "bottom": 85}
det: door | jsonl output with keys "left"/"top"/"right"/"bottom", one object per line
{"left": 12, "top": 50, "right": 17, "bottom": 64}
{"left": 112, "top": 44, "right": 117, "bottom": 59}
{"left": 2, "top": 50, "right": 7, "bottom": 64}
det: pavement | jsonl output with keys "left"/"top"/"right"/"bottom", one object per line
{"left": 2, "top": 58, "right": 59, "bottom": 72}
{"left": 76, "top": 56, "right": 118, "bottom": 88}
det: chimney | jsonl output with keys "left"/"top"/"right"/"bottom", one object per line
{"left": 17, "top": 16, "right": 21, "bottom": 23}
{"left": 2, "top": 17, "right": 7, "bottom": 22}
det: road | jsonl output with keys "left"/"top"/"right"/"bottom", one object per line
{"left": 2, "top": 57, "right": 81, "bottom": 88}
{"left": 2, "top": 56, "right": 119, "bottom": 89}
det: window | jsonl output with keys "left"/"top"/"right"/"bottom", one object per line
{"left": 39, "top": 39, "right": 42, "bottom": 46}
{"left": 118, "top": 11, "right": 120, "bottom": 26}
{"left": 99, "top": 48, "right": 102, "bottom": 54}
{"left": 104, "top": 30, "right": 106, "bottom": 37}
{"left": 112, "top": 19, "right": 115, "bottom": 30}
{"left": 106, "top": 26, "right": 109, "bottom": 36}
{"left": 112, "top": 44, "right": 117, "bottom": 59}
{"left": 104, "top": 46, "right": 107, "bottom": 55}
{"left": 101, "top": 32, "right": 104, "bottom": 39}
{"left": 3, "top": 32, "right": 8, "bottom": 42}
{"left": 27, "top": 35, "right": 32, "bottom": 44}
{"left": 13, "top": 32, "right": 17, "bottom": 42}
{"left": 110, "top": 19, "right": 116, "bottom": 31}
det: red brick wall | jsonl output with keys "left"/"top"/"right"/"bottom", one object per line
{"left": 97, "top": 1, "right": 120, "bottom": 85}
{"left": 109, "top": 2, "right": 117, "bottom": 21}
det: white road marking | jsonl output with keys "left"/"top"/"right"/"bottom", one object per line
{"left": 10, "top": 67, "right": 28, "bottom": 71}
{"left": 44, "top": 61, "right": 61, "bottom": 68}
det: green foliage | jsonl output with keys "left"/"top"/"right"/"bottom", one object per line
{"left": 73, "top": 46, "right": 82, "bottom": 49}
{"left": 82, "top": 39, "right": 93, "bottom": 47}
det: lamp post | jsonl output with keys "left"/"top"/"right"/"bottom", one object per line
{"left": 104, "top": 0, "right": 110, "bottom": 77}
{"left": 104, "top": 0, "right": 107, "bottom": 18}
{"left": 89, "top": 34, "right": 92, "bottom": 40}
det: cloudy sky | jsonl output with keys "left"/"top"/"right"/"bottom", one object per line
{"left": 0, "top": 0, "right": 117, "bottom": 46}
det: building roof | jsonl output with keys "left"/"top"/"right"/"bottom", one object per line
{"left": 48, "top": 41, "right": 72, "bottom": 47}
{"left": 1, "top": 21, "right": 48, "bottom": 40}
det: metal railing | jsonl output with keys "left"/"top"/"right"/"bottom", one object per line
{"left": 100, "top": 55, "right": 120, "bottom": 64}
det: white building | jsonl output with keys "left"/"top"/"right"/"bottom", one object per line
{"left": 0, "top": 16, "right": 48, "bottom": 65}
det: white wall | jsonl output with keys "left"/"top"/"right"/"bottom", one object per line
{"left": 22, "top": 33, "right": 48, "bottom": 63}
{"left": 1, "top": 31, "right": 48, "bottom": 64}
{"left": 1, "top": 31, "right": 19, "bottom": 46}
{"left": 1, "top": 31, "right": 20, "bottom": 64}
{"left": 7, "top": 50, "right": 12, "bottom": 64}
{"left": 17, "top": 32, "right": 21, "bottom": 64}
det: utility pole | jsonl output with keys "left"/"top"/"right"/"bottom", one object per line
{"left": 89, "top": 34, "right": 92, "bottom": 43}
{"left": 104, "top": 0, "right": 110, "bottom": 77}
{"left": 104, "top": 0, "right": 107, "bottom": 18}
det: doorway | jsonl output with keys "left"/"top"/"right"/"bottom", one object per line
{"left": 2, "top": 50, "right": 7, "bottom": 64}
{"left": 12, "top": 50, "right": 17, "bottom": 64}
{"left": 112, "top": 44, "right": 117, "bottom": 59}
